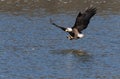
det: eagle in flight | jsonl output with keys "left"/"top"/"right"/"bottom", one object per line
{"left": 50, "top": 7, "right": 97, "bottom": 40}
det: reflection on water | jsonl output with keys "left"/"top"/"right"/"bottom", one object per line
{"left": 51, "top": 49, "right": 89, "bottom": 56}
{"left": 0, "top": 0, "right": 120, "bottom": 79}
{"left": 50, "top": 49, "right": 93, "bottom": 63}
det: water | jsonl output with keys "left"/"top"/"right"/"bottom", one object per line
{"left": 0, "top": 0, "right": 120, "bottom": 79}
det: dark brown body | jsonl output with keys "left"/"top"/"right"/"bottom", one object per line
{"left": 50, "top": 7, "right": 97, "bottom": 40}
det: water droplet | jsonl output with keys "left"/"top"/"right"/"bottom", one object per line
{"left": 32, "top": 48, "right": 35, "bottom": 50}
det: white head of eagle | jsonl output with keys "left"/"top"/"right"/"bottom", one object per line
{"left": 50, "top": 7, "right": 97, "bottom": 40}
{"left": 65, "top": 28, "right": 72, "bottom": 32}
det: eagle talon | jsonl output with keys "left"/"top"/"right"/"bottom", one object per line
{"left": 50, "top": 7, "right": 96, "bottom": 40}
{"left": 67, "top": 35, "right": 74, "bottom": 40}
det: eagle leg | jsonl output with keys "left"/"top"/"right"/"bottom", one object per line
{"left": 67, "top": 35, "right": 74, "bottom": 40}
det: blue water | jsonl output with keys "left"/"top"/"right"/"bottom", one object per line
{"left": 0, "top": 0, "right": 120, "bottom": 79}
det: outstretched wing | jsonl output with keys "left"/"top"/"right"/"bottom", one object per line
{"left": 72, "top": 7, "right": 97, "bottom": 32}
{"left": 50, "top": 18, "right": 66, "bottom": 31}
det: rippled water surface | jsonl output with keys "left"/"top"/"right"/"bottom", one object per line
{"left": 0, "top": 0, "right": 120, "bottom": 79}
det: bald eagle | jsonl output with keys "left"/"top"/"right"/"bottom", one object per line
{"left": 50, "top": 7, "right": 97, "bottom": 40}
